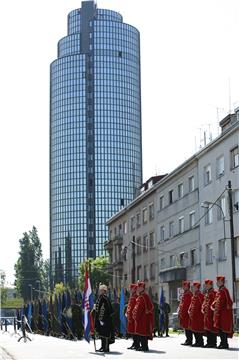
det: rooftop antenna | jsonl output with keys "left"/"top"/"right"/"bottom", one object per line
{"left": 228, "top": 77, "right": 232, "bottom": 114}
{"left": 155, "top": 165, "right": 158, "bottom": 176}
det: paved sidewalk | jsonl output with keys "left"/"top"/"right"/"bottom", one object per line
{"left": 0, "top": 328, "right": 238, "bottom": 360}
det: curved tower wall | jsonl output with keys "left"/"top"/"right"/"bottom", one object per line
{"left": 50, "top": 1, "right": 142, "bottom": 285}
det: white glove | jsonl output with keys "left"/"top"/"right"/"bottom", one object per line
{"left": 100, "top": 321, "right": 104, "bottom": 326}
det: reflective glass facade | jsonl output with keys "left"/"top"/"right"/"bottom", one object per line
{"left": 50, "top": 0, "right": 142, "bottom": 285}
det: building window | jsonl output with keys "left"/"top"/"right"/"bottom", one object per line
{"left": 144, "top": 265, "right": 148, "bottom": 281}
{"left": 235, "top": 237, "right": 239, "bottom": 257}
{"left": 169, "top": 190, "right": 173, "bottom": 204}
{"left": 190, "top": 249, "right": 196, "bottom": 266}
{"left": 189, "top": 176, "right": 195, "bottom": 192}
{"left": 150, "top": 263, "right": 156, "bottom": 279}
{"left": 217, "top": 196, "right": 226, "bottom": 220}
{"left": 231, "top": 146, "right": 239, "bottom": 169}
{"left": 205, "top": 207, "right": 213, "bottom": 225}
{"left": 143, "top": 234, "right": 148, "bottom": 252}
{"left": 204, "top": 164, "right": 212, "bottom": 186}
{"left": 160, "top": 225, "right": 165, "bottom": 241}
{"left": 161, "top": 257, "right": 166, "bottom": 269}
{"left": 178, "top": 183, "right": 184, "bottom": 199}
{"left": 233, "top": 190, "right": 239, "bottom": 212}
{"left": 122, "top": 246, "right": 127, "bottom": 261}
{"left": 136, "top": 213, "right": 141, "bottom": 228}
{"left": 130, "top": 216, "right": 135, "bottom": 231}
{"left": 137, "top": 265, "right": 142, "bottom": 281}
{"left": 216, "top": 155, "right": 225, "bottom": 178}
{"left": 169, "top": 221, "right": 174, "bottom": 238}
{"left": 170, "top": 255, "right": 176, "bottom": 267}
{"left": 189, "top": 211, "right": 195, "bottom": 228}
{"left": 118, "top": 224, "right": 122, "bottom": 237}
{"left": 123, "top": 221, "right": 127, "bottom": 235}
{"left": 149, "top": 203, "right": 154, "bottom": 221}
{"left": 142, "top": 208, "right": 148, "bottom": 224}
{"left": 206, "top": 243, "right": 213, "bottom": 264}
{"left": 179, "top": 217, "right": 184, "bottom": 233}
{"left": 149, "top": 232, "right": 155, "bottom": 248}
{"left": 159, "top": 195, "right": 164, "bottom": 210}
{"left": 136, "top": 237, "right": 141, "bottom": 255}
{"left": 179, "top": 252, "right": 186, "bottom": 266}
{"left": 219, "top": 239, "right": 227, "bottom": 261}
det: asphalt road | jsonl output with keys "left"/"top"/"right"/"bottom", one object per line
{"left": 0, "top": 328, "right": 238, "bottom": 360}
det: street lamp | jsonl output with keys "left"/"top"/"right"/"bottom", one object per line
{"left": 28, "top": 284, "right": 32, "bottom": 302}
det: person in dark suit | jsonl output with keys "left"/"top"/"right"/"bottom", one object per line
{"left": 94, "top": 284, "right": 115, "bottom": 352}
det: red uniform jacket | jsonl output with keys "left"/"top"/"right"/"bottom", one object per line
{"left": 188, "top": 290, "right": 205, "bottom": 333}
{"left": 132, "top": 292, "right": 154, "bottom": 339}
{"left": 178, "top": 290, "right": 192, "bottom": 330}
{"left": 201, "top": 288, "right": 217, "bottom": 333}
{"left": 126, "top": 294, "right": 137, "bottom": 334}
{"left": 212, "top": 286, "right": 233, "bottom": 338}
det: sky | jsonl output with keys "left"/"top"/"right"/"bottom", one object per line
{"left": 1, "top": 0, "right": 239, "bottom": 283}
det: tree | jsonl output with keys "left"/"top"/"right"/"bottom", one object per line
{"left": 14, "top": 226, "right": 45, "bottom": 302}
{"left": 78, "top": 257, "right": 110, "bottom": 291}
{"left": 42, "top": 259, "right": 50, "bottom": 294}
{"left": 53, "top": 282, "right": 66, "bottom": 297}
{"left": 0, "top": 271, "right": 7, "bottom": 306}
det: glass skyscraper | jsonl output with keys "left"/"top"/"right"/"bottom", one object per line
{"left": 50, "top": 0, "right": 142, "bottom": 286}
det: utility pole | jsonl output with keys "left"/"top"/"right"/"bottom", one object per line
{"left": 228, "top": 180, "right": 236, "bottom": 303}
{"left": 131, "top": 236, "right": 136, "bottom": 283}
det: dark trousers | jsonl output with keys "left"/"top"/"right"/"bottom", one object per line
{"left": 194, "top": 332, "right": 204, "bottom": 345}
{"left": 101, "top": 337, "right": 109, "bottom": 351}
{"left": 139, "top": 336, "right": 148, "bottom": 350}
{"left": 219, "top": 330, "right": 228, "bottom": 347}
{"left": 132, "top": 334, "right": 140, "bottom": 348}
{"left": 206, "top": 331, "right": 217, "bottom": 346}
{"left": 164, "top": 316, "right": 169, "bottom": 336}
{"left": 185, "top": 329, "right": 193, "bottom": 344}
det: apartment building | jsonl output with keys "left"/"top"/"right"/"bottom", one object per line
{"left": 106, "top": 111, "right": 239, "bottom": 315}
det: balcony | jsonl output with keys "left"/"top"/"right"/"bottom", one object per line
{"left": 106, "top": 263, "right": 113, "bottom": 274}
{"left": 113, "top": 235, "right": 123, "bottom": 245}
{"left": 159, "top": 266, "right": 186, "bottom": 282}
{"left": 104, "top": 239, "right": 113, "bottom": 251}
{"left": 113, "top": 257, "right": 123, "bottom": 271}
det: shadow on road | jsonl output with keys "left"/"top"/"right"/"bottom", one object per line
{"left": 227, "top": 347, "right": 239, "bottom": 351}
{"left": 89, "top": 351, "right": 123, "bottom": 356}
{"left": 147, "top": 350, "right": 166, "bottom": 354}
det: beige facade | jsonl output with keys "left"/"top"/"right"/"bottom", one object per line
{"left": 105, "top": 176, "right": 164, "bottom": 299}
{"left": 106, "top": 112, "right": 239, "bottom": 316}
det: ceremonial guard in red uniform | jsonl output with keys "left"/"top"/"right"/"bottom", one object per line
{"left": 188, "top": 281, "right": 205, "bottom": 347}
{"left": 212, "top": 276, "right": 233, "bottom": 349}
{"left": 132, "top": 281, "right": 154, "bottom": 351}
{"left": 201, "top": 279, "right": 217, "bottom": 347}
{"left": 178, "top": 280, "right": 193, "bottom": 345}
{"left": 126, "top": 284, "right": 139, "bottom": 350}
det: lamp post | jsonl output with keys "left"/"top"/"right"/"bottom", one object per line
{"left": 227, "top": 181, "right": 236, "bottom": 304}
{"left": 0, "top": 270, "right": 5, "bottom": 319}
{"left": 28, "top": 284, "right": 32, "bottom": 302}
{"left": 36, "top": 280, "right": 40, "bottom": 300}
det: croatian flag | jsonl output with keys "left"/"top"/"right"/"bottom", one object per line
{"left": 83, "top": 268, "right": 94, "bottom": 342}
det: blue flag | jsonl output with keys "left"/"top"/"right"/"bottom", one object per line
{"left": 159, "top": 287, "right": 165, "bottom": 331}
{"left": 83, "top": 269, "right": 94, "bottom": 342}
{"left": 27, "top": 303, "right": 32, "bottom": 329}
{"left": 120, "top": 288, "right": 126, "bottom": 337}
